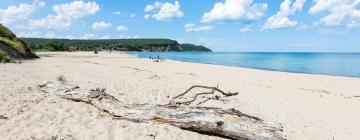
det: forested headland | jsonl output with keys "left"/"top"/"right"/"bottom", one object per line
{"left": 22, "top": 38, "right": 212, "bottom": 52}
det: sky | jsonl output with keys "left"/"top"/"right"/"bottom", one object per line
{"left": 1, "top": 0, "right": 360, "bottom": 52}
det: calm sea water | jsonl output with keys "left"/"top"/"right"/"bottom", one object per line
{"left": 130, "top": 52, "right": 360, "bottom": 78}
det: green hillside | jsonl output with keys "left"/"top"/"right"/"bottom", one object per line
{"left": 22, "top": 38, "right": 212, "bottom": 52}
{"left": 180, "top": 44, "right": 212, "bottom": 52}
{"left": 0, "top": 24, "right": 37, "bottom": 62}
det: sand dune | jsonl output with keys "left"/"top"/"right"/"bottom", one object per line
{"left": 1, "top": 52, "right": 360, "bottom": 140}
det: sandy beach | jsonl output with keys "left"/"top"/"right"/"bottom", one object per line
{"left": 1, "top": 52, "right": 360, "bottom": 140}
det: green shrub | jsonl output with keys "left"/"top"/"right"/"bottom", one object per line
{"left": 57, "top": 74, "right": 66, "bottom": 84}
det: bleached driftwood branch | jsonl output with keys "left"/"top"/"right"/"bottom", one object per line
{"left": 38, "top": 82, "right": 285, "bottom": 140}
{"left": 169, "top": 85, "right": 238, "bottom": 106}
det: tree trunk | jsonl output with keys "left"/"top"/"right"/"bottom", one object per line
{"left": 38, "top": 82, "right": 285, "bottom": 140}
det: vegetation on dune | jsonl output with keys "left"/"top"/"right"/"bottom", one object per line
{"left": 22, "top": 38, "right": 212, "bottom": 52}
{"left": 0, "top": 24, "right": 16, "bottom": 39}
{"left": 0, "top": 50, "right": 10, "bottom": 63}
{"left": 0, "top": 23, "right": 37, "bottom": 60}
{"left": 0, "top": 38, "right": 28, "bottom": 54}
{"left": 0, "top": 24, "right": 27, "bottom": 54}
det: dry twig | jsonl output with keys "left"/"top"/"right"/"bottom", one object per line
{"left": 170, "top": 85, "right": 238, "bottom": 106}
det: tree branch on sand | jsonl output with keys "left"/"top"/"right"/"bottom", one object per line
{"left": 169, "top": 85, "right": 239, "bottom": 106}
{"left": 38, "top": 81, "right": 285, "bottom": 140}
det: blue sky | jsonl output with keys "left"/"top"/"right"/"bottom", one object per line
{"left": 1, "top": 0, "right": 360, "bottom": 52}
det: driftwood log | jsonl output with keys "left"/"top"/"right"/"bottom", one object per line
{"left": 38, "top": 82, "right": 285, "bottom": 140}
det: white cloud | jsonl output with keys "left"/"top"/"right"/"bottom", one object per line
{"left": 309, "top": 0, "right": 343, "bottom": 14}
{"left": 118, "top": 35, "right": 126, "bottom": 38}
{"left": 64, "top": 35, "right": 75, "bottom": 39}
{"left": 197, "top": 37, "right": 230, "bottom": 50}
{"left": 144, "top": 1, "right": 184, "bottom": 21}
{"left": 92, "top": 21, "right": 112, "bottom": 30}
{"left": 113, "top": 11, "right": 121, "bottom": 15}
{"left": 118, "top": 35, "right": 140, "bottom": 39}
{"left": 184, "top": 23, "right": 213, "bottom": 32}
{"left": 80, "top": 33, "right": 96, "bottom": 39}
{"left": 17, "top": 31, "right": 57, "bottom": 38}
{"left": 66, "top": 34, "right": 112, "bottom": 39}
{"left": 318, "top": 28, "right": 335, "bottom": 34}
{"left": 18, "top": 31, "right": 42, "bottom": 38}
{"left": 144, "top": 5, "right": 155, "bottom": 12}
{"left": 53, "top": 1, "right": 100, "bottom": 19}
{"left": 240, "top": 25, "right": 252, "bottom": 32}
{"left": 0, "top": 0, "right": 45, "bottom": 25}
{"left": 201, "top": 0, "right": 268, "bottom": 22}
{"left": 130, "top": 13, "right": 136, "bottom": 18}
{"left": 116, "top": 26, "right": 128, "bottom": 32}
{"left": 18, "top": 1, "right": 100, "bottom": 30}
{"left": 348, "top": 21, "right": 360, "bottom": 28}
{"left": 296, "top": 24, "right": 309, "bottom": 30}
{"left": 17, "top": 15, "right": 72, "bottom": 30}
{"left": 45, "top": 31, "right": 56, "bottom": 38}
{"left": 100, "top": 34, "right": 112, "bottom": 39}
{"left": 144, "top": 14, "right": 151, "bottom": 19}
{"left": 262, "top": 0, "right": 306, "bottom": 30}
{"left": 318, "top": 29, "right": 346, "bottom": 35}
{"left": 133, "top": 35, "right": 139, "bottom": 39}
{"left": 309, "top": 0, "right": 360, "bottom": 27}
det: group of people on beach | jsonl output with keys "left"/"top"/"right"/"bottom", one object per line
{"left": 149, "top": 55, "right": 164, "bottom": 62}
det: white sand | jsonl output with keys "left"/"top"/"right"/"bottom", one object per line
{"left": 1, "top": 52, "right": 360, "bottom": 140}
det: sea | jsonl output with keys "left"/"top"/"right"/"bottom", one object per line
{"left": 130, "top": 52, "right": 360, "bottom": 78}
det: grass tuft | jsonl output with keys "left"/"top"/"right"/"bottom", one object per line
{"left": 57, "top": 74, "right": 66, "bottom": 84}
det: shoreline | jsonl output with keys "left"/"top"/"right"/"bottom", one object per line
{"left": 130, "top": 53, "right": 360, "bottom": 79}
{"left": 131, "top": 51, "right": 360, "bottom": 78}
{"left": 1, "top": 52, "right": 360, "bottom": 140}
